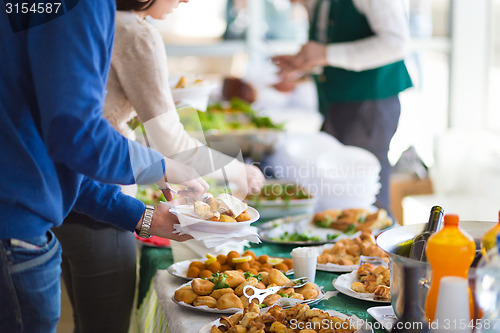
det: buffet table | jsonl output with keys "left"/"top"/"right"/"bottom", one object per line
{"left": 133, "top": 244, "right": 386, "bottom": 333}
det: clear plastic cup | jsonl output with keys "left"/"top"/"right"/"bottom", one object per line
{"left": 291, "top": 247, "right": 319, "bottom": 283}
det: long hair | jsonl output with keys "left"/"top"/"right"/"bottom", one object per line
{"left": 116, "top": 0, "right": 156, "bottom": 11}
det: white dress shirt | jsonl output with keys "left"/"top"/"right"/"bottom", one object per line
{"left": 306, "top": 0, "right": 410, "bottom": 72}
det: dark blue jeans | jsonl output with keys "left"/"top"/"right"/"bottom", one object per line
{"left": 0, "top": 230, "right": 62, "bottom": 333}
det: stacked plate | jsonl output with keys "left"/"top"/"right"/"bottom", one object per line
{"left": 267, "top": 132, "right": 381, "bottom": 211}
{"left": 313, "top": 146, "right": 381, "bottom": 211}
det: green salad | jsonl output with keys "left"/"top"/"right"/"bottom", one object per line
{"left": 270, "top": 231, "right": 338, "bottom": 243}
{"left": 178, "top": 98, "right": 284, "bottom": 133}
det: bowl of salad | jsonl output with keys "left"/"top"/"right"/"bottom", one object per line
{"left": 178, "top": 98, "right": 284, "bottom": 160}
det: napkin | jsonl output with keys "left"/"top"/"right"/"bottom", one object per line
{"left": 173, "top": 224, "right": 261, "bottom": 248}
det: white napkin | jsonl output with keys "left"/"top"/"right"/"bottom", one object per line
{"left": 173, "top": 225, "right": 261, "bottom": 248}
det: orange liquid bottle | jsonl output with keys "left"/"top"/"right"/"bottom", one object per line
{"left": 481, "top": 211, "right": 500, "bottom": 257}
{"left": 424, "top": 214, "right": 476, "bottom": 322}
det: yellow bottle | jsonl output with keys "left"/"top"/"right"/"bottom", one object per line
{"left": 480, "top": 211, "right": 500, "bottom": 257}
{"left": 424, "top": 214, "right": 476, "bottom": 322}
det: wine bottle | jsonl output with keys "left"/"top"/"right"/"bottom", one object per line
{"left": 391, "top": 265, "right": 431, "bottom": 333}
{"left": 409, "top": 206, "right": 444, "bottom": 261}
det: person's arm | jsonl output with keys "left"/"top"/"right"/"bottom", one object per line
{"left": 26, "top": 0, "right": 164, "bottom": 185}
{"left": 325, "top": 0, "right": 410, "bottom": 71}
{"left": 112, "top": 22, "right": 264, "bottom": 194}
{"left": 72, "top": 177, "right": 191, "bottom": 241}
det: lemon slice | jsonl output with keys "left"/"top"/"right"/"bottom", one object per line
{"left": 204, "top": 253, "right": 217, "bottom": 265}
{"left": 232, "top": 255, "right": 252, "bottom": 264}
{"left": 267, "top": 257, "right": 284, "bottom": 266}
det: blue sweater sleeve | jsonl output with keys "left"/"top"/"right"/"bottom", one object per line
{"left": 26, "top": 0, "right": 164, "bottom": 185}
{"left": 73, "top": 177, "right": 145, "bottom": 232}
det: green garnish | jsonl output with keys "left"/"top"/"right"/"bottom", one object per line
{"left": 343, "top": 224, "right": 358, "bottom": 235}
{"left": 270, "top": 231, "right": 335, "bottom": 243}
{"left": 209, "top": 273, "right": 229, "bottom": 290}
{"left": 244, "top": 272, "right": 263, "bottom": 281}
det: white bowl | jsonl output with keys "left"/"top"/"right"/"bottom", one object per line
{"left": 316, "top": 146, "right": 381, "bottom": 180}
{"left": 246, "top": 197, "right": 317, "bottom": 220}
{"left": 170, "top": 205, "right": 260, "bottom": 233}
{"left": 171, "top": 84, "right": 217, "bottom": 112}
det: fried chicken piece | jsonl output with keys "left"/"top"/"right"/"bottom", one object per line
{"left": 374, "top": 285, "right": 391, "bottom": 301}
{"left": 191, "top": 278, "right": 215, "bottom": 296}
{"left": 193, "top": 296, "right": 217, "bottom": 308}
{"left": 217, "top": 293, "right": 244, "bottom": 310}
{"left": 268, "top": 269, "right": 291, "bottom": 286}
{"left": 235, "top": 210, "right": 251, "bottom": 222}
{"left": 174, "top": 287, "right": 198, "bottom": 304}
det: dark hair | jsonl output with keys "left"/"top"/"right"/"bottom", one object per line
{"left": 116, "top": 0, "right": 156, "bottom": 11}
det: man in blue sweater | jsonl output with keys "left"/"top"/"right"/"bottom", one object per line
{"left": 0, "top": 1, "right": 207, "bottom": 331}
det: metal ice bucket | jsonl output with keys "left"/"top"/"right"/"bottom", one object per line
{"left": 376, "top": 221, "right": 495, "bottom": 319}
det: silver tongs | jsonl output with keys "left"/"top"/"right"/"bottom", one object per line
{"left": 243, "top": 277, "right": 308, "bottom": 304}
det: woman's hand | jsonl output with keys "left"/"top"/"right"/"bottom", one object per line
{"left": 161, "top": 157, "right": 209, "bottom": 200}
{"left": 244, "top": 164, "right": 265, "bottom": 195}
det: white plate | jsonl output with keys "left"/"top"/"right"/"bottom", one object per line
{"left": 367, "top": 305, "right": 397, "bottom": 331}
{"left": 199, "top": 308, "right": 373, "bottom": 333}
{"left": 173, "top": 281, "right": 326, "bottom": 315}
{"left": 170, "top": 205, "right": 259, "bottom": 233}
{"left": 167, "top": 258, "right": 293, "bottom": 281}
{"left": 333, "top": 271, "right": 390, "bottom": 304}
{"left": 246, "top": 197, "right": 317, "bottom": 220}
{"left": 315, "top": 243, "right": 359, "bottom": 272}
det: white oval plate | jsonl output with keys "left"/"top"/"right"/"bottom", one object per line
{"left": 199, "top": 307, "right": 373, "bottom": 333}
{"left": 333, "top": 270, "right": 390, "bottom": 304}
{"left": 315, "top": 243, "right": 359, "bottom": 272}
{"left": 167, "top": 258, "right": 293, "bottom": 281}
{"left": 173, "top": 281, "right": 325, "bottom": 315}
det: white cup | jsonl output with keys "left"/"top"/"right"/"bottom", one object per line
{"left": 432, "top": 276, "right": 471, "bottom": 333}
{"left": 291, "top": 247, "right": 319, "bottom": 283}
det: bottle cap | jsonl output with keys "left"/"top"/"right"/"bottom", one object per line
{"left": 444, "top": 214, "right": 459, "bottom": 226}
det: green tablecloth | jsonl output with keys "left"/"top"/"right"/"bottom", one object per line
{"left": 137, "top": 243, "right": 386, "bottom": 333}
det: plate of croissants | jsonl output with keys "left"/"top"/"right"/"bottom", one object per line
{"left": 199, "top": 303, "right": 373, "bottom": 333}
{"left": 316, "top": 232, "right": 389, "bottom": 272}
{"left": 332, "top": 262, "right": 391, "bottom": 303}
{"left": 173, "top": 269, "right": 325, "bottom": 314}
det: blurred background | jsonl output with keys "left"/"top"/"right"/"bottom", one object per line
{"left": 146, "top": 0, "right": 500, "bottom": 225}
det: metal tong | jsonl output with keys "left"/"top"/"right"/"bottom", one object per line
{"left": 243, "top": 277, "right": 309, "bottom": 304}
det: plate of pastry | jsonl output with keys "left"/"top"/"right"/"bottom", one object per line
{"left": 316, "top": 233, "right": 389, "bottom": 272}
{"left": 167, "top": 250, "right": 293, "bottom": 281}
{"left": 313, "top": 208, "right": 393, "bottom": 234}
{"left": 332, "top": 262, "right": 391, "bottom": 303}
{"left": 169, "top": 193, "right": 260, "bottom": 233}
{"left": 199, "top": 303, "right": 373, "bottom": 333}
{"left": 173, "top": 269, "right": 325, "bottom": 314}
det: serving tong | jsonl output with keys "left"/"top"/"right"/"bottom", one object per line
{"left": 243, "top": 277, "right": 309, "bottom": 304}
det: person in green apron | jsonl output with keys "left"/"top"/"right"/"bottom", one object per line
{"left": 273, "top": 0, "right": 413, "bottom": 214}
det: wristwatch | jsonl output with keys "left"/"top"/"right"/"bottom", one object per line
{"left": 137, "top": 205, "right": 154, "bottom": 239}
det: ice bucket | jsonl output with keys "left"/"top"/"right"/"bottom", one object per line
{"left": 376, "top": 221, "right": 495, "bottom": 319}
